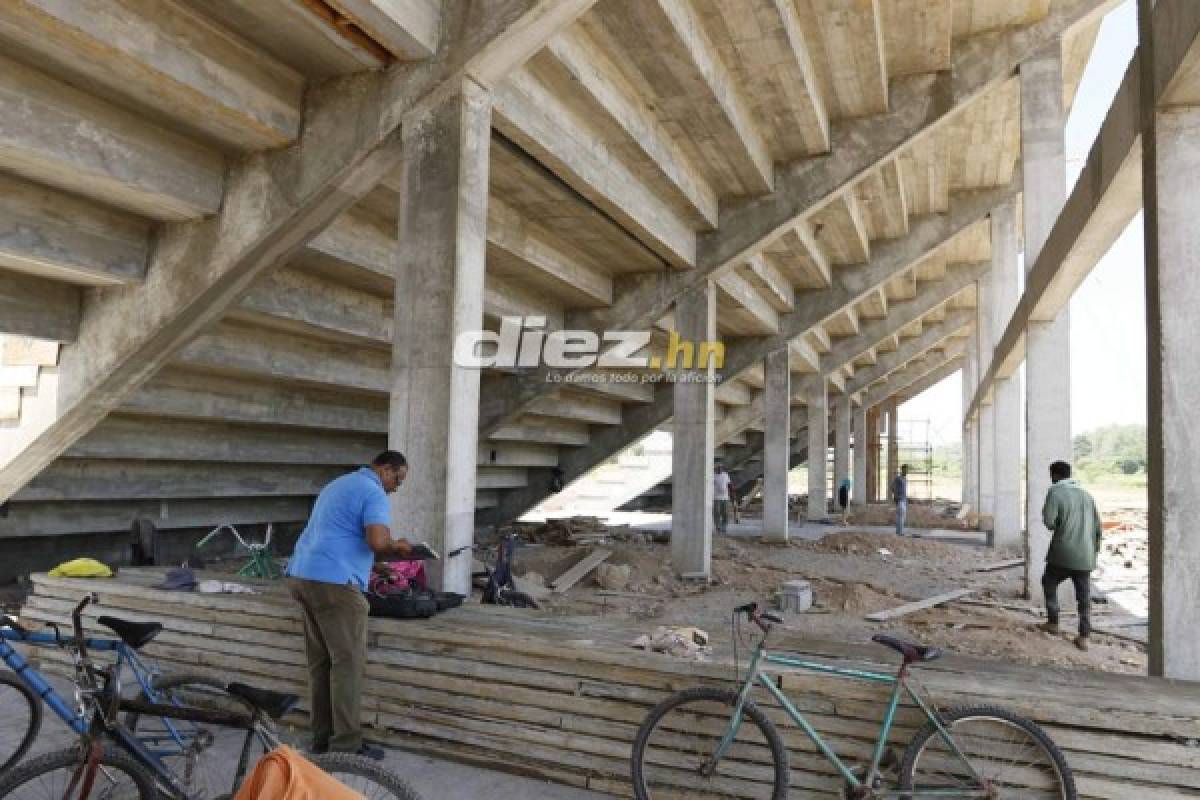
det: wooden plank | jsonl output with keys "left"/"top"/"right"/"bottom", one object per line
{"left": 864, "top": 589, "right": 973, "bottom": 622}
{"left": 550, "top": 549, "right": 612, "bottom": 593}
{"left": 972, "top": 558, "right": 1025, "bottom": 572}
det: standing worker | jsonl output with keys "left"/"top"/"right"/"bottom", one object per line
{"left": 837, "top": 476, "right": 852, "bottom": 525}
{"left": 1037, "top": 460, "right": 1103, "bottom": 651}
{"left": 891, "top": 465, "right": 909, "bottom": 537}
{"left": 285, "top": 451, "right": 414, "bottom": 760}
{"left": 713, "top": 463, "right": 737, "bottom": 534}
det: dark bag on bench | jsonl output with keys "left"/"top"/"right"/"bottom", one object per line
{"left": 366, "top": 589, "right": 438, "bottom": 619}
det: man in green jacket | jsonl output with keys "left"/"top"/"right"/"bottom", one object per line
{"left": 1037, "top": 460, "right": 1103, "bottom": 651}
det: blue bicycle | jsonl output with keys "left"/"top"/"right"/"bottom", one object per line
{"left": 1, "top": 593, "right": 420, "bottom": 799}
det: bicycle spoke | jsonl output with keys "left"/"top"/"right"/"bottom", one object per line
{"left": 906, "top": 714, "right": 1069, "bottom": 799}
{"left": 3, "top": 761, "right": 146, "bottom": 800}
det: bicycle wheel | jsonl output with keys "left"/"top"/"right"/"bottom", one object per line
{"left": 0, "top": 673, "right": 41, "bottom": 774}
{"left": 0, "top": 744, "right": 157, "bottom": 799}
{"left": 631, "top": 687, "right": 789, "bottom": 800}
{"left": 899, "top": 706, "right": 1077, "bottom": 799}
{"left": 124, "top": 672, "right": 264, "bottom": 798}
{"left": 308, "top": 752, "right": 424, "bottom": 800}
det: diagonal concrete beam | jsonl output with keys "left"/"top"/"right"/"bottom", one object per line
{"left": 0, "top": 0, "right": 595, "bottom": 502}
{"left": 718, "top": 181, "right": 1019, "bottom": 379}
{"left": 480, "top": 180, "right": 1018, "bottom": 437}
{"left": 896, "top": 357, "right": 966, "bottom": 406}
{"left": 483, "top": 185, "right": 1015, "bottom": 521}
{"left": 968, "top": 0, "right": 1200, "bottom": 422}
{"left": 863, "top": 341, "right": 968, "bottom": 409}
{"left": 840, "top": 316, "right": 973, "bottom": 395}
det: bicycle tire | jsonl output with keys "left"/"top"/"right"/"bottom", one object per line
{"left": 0, "top": 743, "right": 158, "bottom": 799}
{"left": 899, "top": 705, "right": 1077, "bottom": 799}
{"left": 630, "top": 687, "right": 789, "bottom": 800}
{"left": 124, "top": 672, "right": 262, "bottom": 798}
{"left": 308, "top": 752, "right": 424, "bottom": 800}
{"left": 0, "top": 672, "right": 41, "bottom": 775}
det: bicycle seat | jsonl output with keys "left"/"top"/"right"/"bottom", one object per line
{"left": 227, "top": 682, "right": 299, "bottom": 720}
{"left": 872, "top": 634, "right": 942, "bottom": 663}
{"left": 97, "top": 616, "right": 163, "bottom": 650}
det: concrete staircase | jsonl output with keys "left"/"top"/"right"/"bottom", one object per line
{"left": 0, "top": 336, "right": 60, "bottom": 470}
{"left": 531, "top": 430, "right": 673, "bottom": 518}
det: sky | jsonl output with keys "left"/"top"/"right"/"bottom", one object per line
{"left": 901, "top": 0, "right": 1145, "bottom": 449}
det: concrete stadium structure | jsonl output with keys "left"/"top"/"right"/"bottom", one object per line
{"left": 0, "top": 0, "right": 1196, "bottom": 677}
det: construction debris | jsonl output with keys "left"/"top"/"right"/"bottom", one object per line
{"left": 594, "top": 563, "right": 631, "bottom": 592}
{"left": 973, "top": 558, "right": 1025, "bottom": 572}
{"left": 631, "top": 625, "right": 711, "bottom": 660}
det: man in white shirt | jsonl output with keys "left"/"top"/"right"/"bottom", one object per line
{"left": 713, "top": 463, "right": 737, "bottom": 534}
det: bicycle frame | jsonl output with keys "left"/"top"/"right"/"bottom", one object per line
{"left": 1, "top": 624, "right": 223, "bottom": 797}
{"left": 714, "top": 637, "right": 986, "bottom": 798}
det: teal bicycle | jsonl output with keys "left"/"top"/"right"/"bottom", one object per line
{"left": 630, "top": 603, "right": 1075, "bottom": 799}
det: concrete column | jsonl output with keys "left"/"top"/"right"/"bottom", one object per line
{"left": 865, "top": 406, "right": 879, "bottom": 502}
{"left": 1021, "top": 47, "right": 1071, "bottom": 596}
{"left": 962, "top": 330, "right": 978, "bottom": 509}
{"left": 1143, "top": 53, "right": 1200, "bottom": 678}
{"left": 885, "top": 398, "right": 899, "bottom": 490}
{"left": 670, "top": 281, "right": 717, "bottom": 577}
{"left": 853, "top": 402, "right": 868, "bottom": 506}
{"left": 762, "top": 348, "right": 790, "bottom": 541}
{"left": 806, "top": 381, "right": 828, "bottom": 521}
{"left": 991, "top": 202, "right": 1023, "bottom": 548}
{"left": 834, "top": 393, "right": 851, "bottom": 494}
{"left": 391, "top": 81, "right": 491, "bottom": 595}
{"left": 976, "top": 271, "right": 996, "bottom": 522}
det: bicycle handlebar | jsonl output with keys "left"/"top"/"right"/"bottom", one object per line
{"left": 735, "top": 602, "right": 784, "bottom": 633}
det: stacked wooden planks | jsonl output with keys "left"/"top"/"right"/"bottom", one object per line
{"left": 19, "top": 570, "right": 1200, "bottom": 799}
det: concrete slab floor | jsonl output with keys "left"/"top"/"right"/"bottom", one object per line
{"left": 3, "top": 674, "right": 610, "bottom": 799}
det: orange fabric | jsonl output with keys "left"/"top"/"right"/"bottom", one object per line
{"left": 233, "top": 746, "right": 365, "bottom": 800}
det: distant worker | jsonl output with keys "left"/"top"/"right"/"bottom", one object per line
{"left": 891, "top": 465, "right": 909, "bottom": 537}
{"left": 1037, "top": 460, "right": 1103, "bottom": 652}
{"left": 837, "top": 476, "right": 852, "bottom": 525}
{"left": 713, "top": 463, "right": 737, "bottom": 534}
{"left": 285, "top": 451, "right": 413, "bottom": 760}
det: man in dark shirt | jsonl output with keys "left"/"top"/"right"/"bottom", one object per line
{"left": 891, "top": 465, "right": 909, "bottom": 536}
{"left": 1037, "top": 460, "right": 1103, "bottom": 651}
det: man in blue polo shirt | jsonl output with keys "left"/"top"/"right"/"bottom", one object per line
{"left": 286, "top": 450, "right": 412, "bottom": 760}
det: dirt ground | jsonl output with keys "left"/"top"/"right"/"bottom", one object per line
{"left": 511, "top": 506, "right": 1150, "bottom": 675}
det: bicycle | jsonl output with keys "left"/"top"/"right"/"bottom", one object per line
{"left": 630, "top": 602, "right": 1076, "bottom": 799}
{"left": 449, "top": 533, "right": 538, "bottom": 608}
{"left": 193, "top": 523, "right": 282, "bottom": 579}
{"left": 1, "top": 593, "right": 421, "bottom": 799}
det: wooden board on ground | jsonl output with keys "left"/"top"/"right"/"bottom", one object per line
{"left": 550, "top": 548, "right": 611, "bottom": 593}
{"left": 865, "top": 589, "right": 973, "bottom": 622}
{"left": 972, "top": 558, "right": 1024, "bottom": 572}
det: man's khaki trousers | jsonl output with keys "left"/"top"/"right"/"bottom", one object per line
{"left": 287, "top": 578, "right": 368, "bottom": 752}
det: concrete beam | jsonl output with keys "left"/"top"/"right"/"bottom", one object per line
{"left": 487, "top": 195, "right": 613, "bottom": 307}
{"left": 716, "top": 271, "right": 780, "bottom": 333}
{"left": 863, "top": 342, "right": 967, "bottom": 409}
{"left": 745, "top": 254, "right": 795, "bottom": 312}
{"left": 493, "top": 64, "right": 696, "bottom": 268}
{"left": 0, "top": 0, "right": 593, "bottom": 504}
{"left": 770, "top": 0, "right": 831, "bottom": 152}
{"left": 843, "top": 316, "right": 972, "bottom": 395}
{"left": 490, "top": 416, "right": 591, "bottom": 446}
{"left": 698, "top": 0, "right": 1113, "bottom": 275}
{"left": 604, "top": 0, "right": 773, "bottom": 194}
{"left": 812, "top": 265, "right": 986, "bottom": 377}
{"left": 0, "top": 52, "right": 224, "bottom": 220}
{"left": 14, "top": 459, "right": 342, "bottom": 502}
{"left": 0, "top": 0, "right": 304, "bottom": 151}
{"left": 542, "top": 23, "right": 718, "bottom": 227}
{"left": 0, "top": 173, "right": 150, "bottom": 286}
{"left": 237, "top": 266, "right": 393, "bottom": 346}
{"left": 175, "top": 321, "right": 391, "bottom": 395}
{"left": 969, "top": 0, "right": 1200, "bottom": 424}
{"left": 719, "top": 181, "right": 1020, "bottom": 379}
{"left": 0, "top": 270, "right": 80, "bottom": 342}
{"left": 0, "top": 496, "right": 313, "bottom": 538}
{"left": 329, "top": 0, "right": 441, "bottom": 60}
{"left": 895, "top": 357, "right": 965, "bottom": 406}
{"left": 122, "top": 368, "right": 388, "bottom": 432}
